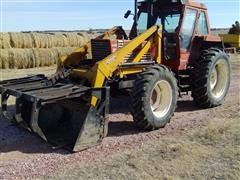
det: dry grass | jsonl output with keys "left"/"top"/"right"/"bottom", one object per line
{"left": 52, "top": 118, "right": 240, "bottom": 180}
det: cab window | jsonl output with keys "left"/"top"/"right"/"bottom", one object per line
{"left": 137, "top": 12, "right": 148, "bottom": 34}
{"left": 198, "top": 12, "right": 208, "bottom": 35}
{"left": 165, "top": 14, "right": 181, "bottom": 33}
{"left": 180, "top": 8, "right": 197, "bottom": 49}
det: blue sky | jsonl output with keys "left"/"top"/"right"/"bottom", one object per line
{"left": 0, "top": 0, "right": 239, "bottom": 32}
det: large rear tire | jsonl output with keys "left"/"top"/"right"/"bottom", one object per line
{"left": 191, "top": 48, "right": 231, "bottom": 108}
{"left": 130, "top": 65, "right": 178, "bottom": 130}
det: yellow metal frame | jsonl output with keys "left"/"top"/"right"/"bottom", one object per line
{"left": 71, "top": 25, "right": 162, "bottom": 105}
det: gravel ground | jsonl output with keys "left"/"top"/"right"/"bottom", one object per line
{"left": 52, "top": 117, "right": 240, "bottom": 180}
{"left": 0, "top": 55, "right": 239, "bottom": 179}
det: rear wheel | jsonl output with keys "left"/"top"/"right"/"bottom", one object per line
{"left": 130, "top": 65, "right": 178, "bottom": 130}
{"left": 191, "top": 48, "right": 231, "bottom": 108}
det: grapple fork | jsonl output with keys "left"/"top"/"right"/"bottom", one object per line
{"left": 0, "top": 73, "right": 109, "bottom": 152}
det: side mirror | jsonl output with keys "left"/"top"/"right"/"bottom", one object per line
{"left": 124, "top": 10, "right": 132, "bottom": 19}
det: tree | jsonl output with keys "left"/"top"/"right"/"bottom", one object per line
{"left": 228, "top": 21, "right": 240, "bottom": 35}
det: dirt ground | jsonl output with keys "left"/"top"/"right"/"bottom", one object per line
{"left": 0, "top": 55, "right": 239, "bottom": 179}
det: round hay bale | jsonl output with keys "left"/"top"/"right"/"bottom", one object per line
{"left": 9, "top": 32, "right": 34, "bottom": 48}
{"left": 62, "top": 32, "right": 91, "bottom": 47}
{"left": 62, "top": 33, "right": 78, "bottom": 47}
{"left": 26, "top": 49, "right": 37, "bottom": 68}
{"left": 0, "top": 49, "right": 9, "bottom": 69}
{"left": 0, "top": 33, "right": 11, "bottom": 49}
{"left": 82, "top": 31, "right": 96, "bottom": 39}
{"left": 77, "top": 32, "right": 92, "bottom": 46}
{"left": 49, "top": 33, "right": 69, "bottom": 47}
{"left": 33, "top": 48, "right": 59, "bottom": 67}
{"left": 31, "top": 33, "right": 50, "bottom": 48}
{"left": 53, "top": 47, "right": 77, "bottom": 67}
{"left": 54, "top": 47, "right": 77, "bottom": 58}
{"left": 8, "top": 49, "right": 35, "bottom": 69}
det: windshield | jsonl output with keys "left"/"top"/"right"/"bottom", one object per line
{"left": 136, "top": 7, "right": 181, "bottom": 34}
{"left": 154, "top": 8, "right": 181, "bottom": 33}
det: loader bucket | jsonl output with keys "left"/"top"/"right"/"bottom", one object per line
{"left": 0, "top": 75, "right": 109, "bottom": 152}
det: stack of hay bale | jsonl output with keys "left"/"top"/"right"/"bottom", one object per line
{"left": 0, "top": 31, "right": 97, "bottom": 69}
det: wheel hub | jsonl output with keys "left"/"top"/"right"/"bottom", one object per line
{"left": 150, "top": 80, "right": 172, "bottom": 119}
{"left": 210, "top": 59, "right": 228, "bottom": 99}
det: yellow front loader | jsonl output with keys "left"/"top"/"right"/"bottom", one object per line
{"left": 0, "top": 25, "right": 166, "bottom": 151}
{"left": 0, "top": 0, "right": 231, "bottom": 152}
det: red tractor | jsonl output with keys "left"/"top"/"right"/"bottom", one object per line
{"left": 124, "top": 0, "right": 231, "bottom": 128}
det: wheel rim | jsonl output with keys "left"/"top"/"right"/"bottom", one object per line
{"left": 210, "top": 68, "right": 217, "bottom": 90}
{"left": 150, "top": 80, "right": 172, "bottom": 118}
{"left": 210, "top": 58, "right": 229, "bottom": 99}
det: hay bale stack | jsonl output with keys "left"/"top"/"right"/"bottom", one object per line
{"left": 33, "top": 48, "right": 59, "bottom": 67}
{"left": 9, "top": 32, "right": 34, "bottom": 48}
{"left": 0, "top": 31, "right": 100, "bottom": 69}
{"left": 8, "top": 49, "right": 35, "bottom": 69}
{"left": 1, "top": 32, "right": 96, "bottom": 49}
{"left": 0, "top": 49, "right": 10, "bottom": 68}
{"left": 0, "top": 33, "right": 11, "bottom": 49}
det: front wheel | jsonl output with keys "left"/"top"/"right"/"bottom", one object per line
{"left": 130, "top": 65, "right": 178, "bottom": 130}
{"left": 191, "top": 48, "right": 231, "bottom": 108}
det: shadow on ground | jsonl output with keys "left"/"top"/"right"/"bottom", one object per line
{"left": 0, "top": 105, "right": 68, "bottom": 154}
{"left": 108, "top": 98, "right": 200, "bottom": 137}
{"left": 175, "top": 100, "right": 199, "bottom": 112}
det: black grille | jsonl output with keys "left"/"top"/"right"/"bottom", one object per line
{"left": 91, "top": 39, "right": 112, "bottom": 61}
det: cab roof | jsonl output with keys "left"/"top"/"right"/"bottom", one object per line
{"left": 139, "top": 0, "right": 206, "bottom": 9}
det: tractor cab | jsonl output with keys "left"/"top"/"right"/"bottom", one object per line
{"left": 127, "top": 0, "right": 211, "bottom": 70}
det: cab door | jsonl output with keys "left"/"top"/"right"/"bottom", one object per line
{"left": 179, "top": 7, "right": 198, "bottom": 70}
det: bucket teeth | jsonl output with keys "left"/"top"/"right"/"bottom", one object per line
{"left": 0, "top": 75, "right": 109, "bottom": 152}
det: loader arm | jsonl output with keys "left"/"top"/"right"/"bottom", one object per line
{"left": 72, "top": 25, "right": 162, "bottom": 91}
